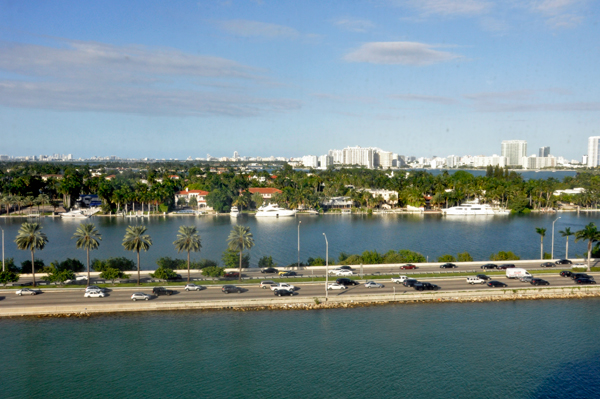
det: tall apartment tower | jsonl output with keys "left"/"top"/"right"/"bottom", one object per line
{"left": 539, "top": 147, "right": 550, "bottom": 157}
{"left": 501, "top": 140, "right": 527, "bottom": 166}
{"left": 587, "top": 136, "right": 600, "bottom": 167}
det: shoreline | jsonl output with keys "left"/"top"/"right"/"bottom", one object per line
{"left": 2, "top": 285, "right": 599, "bottom": 318}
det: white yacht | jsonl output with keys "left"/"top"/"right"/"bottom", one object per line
{"left": 255, "top": 203, "right": 297, "bottom": 217}
{"left": 230, "top": 206, "right": 240, "bottom": 218}
{"left": 442, "top": 203, "right": 510, "bottom": 216}
{"left": 60, "top": 209, "right": 90, "bottom": 219}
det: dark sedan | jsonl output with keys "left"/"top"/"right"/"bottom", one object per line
{"left": 540, "top": 262, "right": 555, "bottom": 268}
{"left": 530, "top": 278, "right": 550, "bottom": 286}
{"left": 574, "top": 278, "right": 596, "bottom": 285}
{"left": 487, "top": 281, "right": 507, "bottom": 288}
{"left": 274, "top": 289, "right": 294, "bottom": 296}
{"left": 403, "top": 279, "right": 419, "bottom": 287}
{"left": 555, "top": 259, "right": 573, "bottom": 265}
{"left": 560, "top": 271, "right": 573, "bottom": 278}
{"left": 440, "top": 263, "right": 457, "bottom": 269}
{"left": 476, "top": 274, "right": 491, "bottom": 281}
{"left": 279, "top": 271, "right": 298, "bottom": 277}
{"left": 498, "top": 264, "right": 516, "bottom": 270}
{"left": 261, "top": 267, "right": 279, "bottom": 274}
{"left": 336, "top": 278, "right": 360, "bottom": 286}
{"left": 222, "top": 285, "right": 243, "bottom": 293}
{"left": 481, "top": 264, "right": 497, "bottom": 270}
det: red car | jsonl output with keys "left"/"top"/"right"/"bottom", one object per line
{"left": 400, "top": 264, "right": 417, "bottom": 270}
{"left": 224, "top": 272, "right": 240, "bottom": 278}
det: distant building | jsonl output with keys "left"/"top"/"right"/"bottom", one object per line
{"left": 539, "top": 146, "right": 550, "bottom": 157}
{"left": 587, "top": 136, "right": 600, "bottom": 167}
{"left": 472, "top": 155, "right": 507, "bottom": 168}
{"left": 521, "top": 155, "right": 556, "bottom": 169}
{"left": 501, "top": 140, "right": 527, "bottom": 166}
{"left": 318, "top": 155, "right": 333, "bottom": 169}
{"left": 248, "top": 187, "right": 282, "bottom": 200}
{"left": 233, "top": 151, "right": 239, "bottom": 159}
{"left": 301, "top": 155, "right": 318, "bottom": 168}
{"left": 174, "top": 189, "right": 212, "bottom": 210}
{"left": 377, "top": 151, "right": 394, "bottom": 169}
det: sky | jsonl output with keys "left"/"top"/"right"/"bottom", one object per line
{"left": 0, "top": 0, "right": 599, "bottom": 160}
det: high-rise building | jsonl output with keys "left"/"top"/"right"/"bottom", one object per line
{"left": 342, "top": 146, "right": 374, "bottom": 168}
{"left": 539, "top": 147, "right": 550, "bottom": 157}
{"left": 301, "top": 155, "right": 318, "bottom": 168}
{"left": 376, "top": 151, "right": 393, "bottom": 169}
{"left": 233, "top": 151, "right": 239, "bottom": 159}
{"left": 318, "top": 155, "right": 333, "bottom": 169}
{"left": 501, "top": 140, "right": 527, "bottom": 166}
{"left": 587, "top": 136, "right": 600, "bottom": 167}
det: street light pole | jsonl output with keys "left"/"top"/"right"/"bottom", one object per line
{"left": 551, "top": 216, "right": 561, "bottom": 260}
{"left": 297, "top": 221, "right": 301, "bottom": 269}
{"left": 1, "top": 227, "right": 4, "bottom": 272}
{"left": 323, "top": 233, "right": 328, "bottom": 300}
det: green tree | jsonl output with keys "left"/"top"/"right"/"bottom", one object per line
{"left": 92, "top": 257, "right": 135, "bottom": 272}
{"left": 20, "top": 259, "right": 45, "bottom": 273}
{"left": 457, "top": 252, "right": 474, "bottom": 262}
{"left": 202, "top": 266, "right": 225, "bottom": 277}
{"left": 99, "top": 268, "right": 128, "bottom": 284}
{"left": 173, "top": 225, "right": 202, "bottom": 283}
{"left": 489, "top": 251, "right": 521, "bottom": 261}
{"left": 535, "top": 227, "right": 546, "bottom": 260}
{"left": 227, "top": 225, "right": 254, "bottom": 282}
{"left": 72, "top": 222, "right": 102, "bottom": 285}
{"left": 361, "top": 250, "right": 382, "bottom": 264}
{"left": 222, "top": 249, "right": 250, "bottom": 268}
{"left": 437, "top": 254, "right": 457, "bottom": 262}
{"left": 122, "top": 225, "right": 153, "bottom": 285}
{"left": 45, "top": 269, "right": 75, "bottom": 285}
{"left": 14, "top": 222, "right": 48, "bottom": 287}
{"left": 382, "top": 250, "right": 403, "bottom": 264}
{"left": 0, "top": 270, "right": 20, "bottom": 286}
{"left": 150, "top": 267, "right": 178, "bottom": 280}
{"left": 251, "top": 192, "right": 264, "bottom": 209}
{"left": 1, "top": 258, "right": 19, "bottom": 273}
{"left": 307, "top": 256, "right": 326, "bottom": 266}
{"left": 559, "top": 227, "right": 574, "bottom": 259}
{"left": 575, "top": 222, "right": 600, "bottom": 272}
{"left": 397, "top": 250, "right": 426, "bottom": 263}
{"left": 258, "top": 256, "right": 276, "bottom": 268}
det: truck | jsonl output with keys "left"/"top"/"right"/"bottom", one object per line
{"left": 391, "top": 275, "right": 409, "bottom": 284}
{"left": 270, "top": 283, "right": 296, "bottom": 292}
{"left": 506, "top": 268, "right": 532, "bottom": 279}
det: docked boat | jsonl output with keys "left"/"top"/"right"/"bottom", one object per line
{"left": 442, "top": 203, "right": 510, "bottom": 215}
{"left": 230, "top": 206, "right": 239, "bottom": 218}
{"left": 60, "top": 209, "right": 90, "bottom": 219}
{"left": 255, "top": 203, "right": 297, "bottom": 217}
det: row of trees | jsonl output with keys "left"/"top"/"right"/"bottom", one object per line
{"left": 535, "top": 223, "right": 600, "bottom": 270}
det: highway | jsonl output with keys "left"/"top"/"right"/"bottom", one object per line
{"left": 1, "top": 273, "right": 596, "bottom": 310}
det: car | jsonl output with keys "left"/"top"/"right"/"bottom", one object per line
{"left": 466, "top": 276, "right": 486, "bottom": 284}
{"left": 131, "top": 292, "right": 151, "bottom": 301}
{"left": 476, "top": 274, "right": 491, "bottom": 281}
{"left": 403, "top": 279, "right": 419, "bottom": 287}
{"left": 222, "top": 285, "right": 243, "bottom": 293}
{"left": 498, "top": 264, "right": 516, "bottom": 270}
{"left": 571, "top": 263, "right": 587, "bottom": 269}
{"left": 85, "top": 285, "right": 107, "bottom": 292}
{"left": 260, "top": 280, "right": 277, "bottom": 289}
{"left": 519, "top": 275, "right": 534, "bottom": 283}
{"left": 571, "top": 273, "right": 594, "bottom": 281}
{"left": 261, "top": 267, "right": 279, "bottom": 274}
{"left": 270, "top": 283, "right": 296, "bottom": 292}
{"left": 279, "top": 271, "right": 298, "bottom": 277}
{"left": 166, "top": 273, "right": 183, "bottom": 281}
{"left": 338, "top": 266, "right": 353, "bottom": 270}
{"left": 224, "top": 272, "right": 240, "bottom": 278}
{"left": 274, "top": 289, "right": 294, "bottom": 296}
{"left": 84, "top": 290, "right": 106, "bottom": 298}
{"left": 400, "top": 264, "right": 417, "bottom": 270}
{"left": 16, "top": 288, "right": 41, "bottom": 296}
{"left": 413, "top": 282, "right": 440, "bottom": 291}
{"left": 365, "top": 281, "right": 385, "bottom": 288}
{"left": 575, "top": 278, "right": 596, "bottom": 285}
{"left": 328, "top": 268, "right": 346, "bottom": 274}
{"left": 440, "top": 263, "right": 457, "bottom": 269}
{"left": 530, "top": 278, "right": 550, "bottom": 286}
{"left": 540, "top": 262, "right": 555, "bottom": 267}
{"left": 391, "top": 276, "right": 409, "bottom": 284}
{"left": 152, "top": 287, "right": 176, "bottom": 296}
{"left": 555, "top": 259, "right": 572, "bottom": 265}
{"left": 333, "top": 270, "right": 353, "bottom": 276}
{"left": 487, "top": 281, "right": 507, "bottom": 288}
{"left": 327, "top": 283, "right": 347, "bottom": 290}
{"left": 336, "top": 278, "right": 360, "bottom": 286}
{"left": 560, "top": 271, "right": 573, "bottom": 278}
{"left": 184, "top": 284, "right": 203, "bottom": 291}
{"left": 480, "top": 264, "right": 497, "bottom": 270}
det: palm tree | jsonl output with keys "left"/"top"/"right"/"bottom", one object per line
{"left": 122, "top": 225, "right": 153, "bottom": 285}
{"left": 173, "top": 226, "right": 202, "bottom": 283}
{"left": 535, "top": 227, "right": 546, "bottom": 259}
{"left": 72, "top": 223, "right": 102, "bottom": 285}
{"left": 227, "top": 225, "right": 254, "bottom": 282}
{"left": 559, "top": 227, "right": 574, "bottom": 259}
{"left": 575, "top": 223, "right": 600, "bottom": 272}
{"left": 14, "top": 222, "right": 48, "bottom": 287}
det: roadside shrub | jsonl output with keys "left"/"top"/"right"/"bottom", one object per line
{"left": 397, "top": 250, "right": 426, "bottom": 263}
{"left": 489, "top": 251, "right": 521, "bottom": 261}
{"left": 156, "top": 256, "right": 186, "bottom": 270}
{"left": 457, "top": 252, "right": 474, "bottom": 262}
{"left": 258, "top": 256, "right": 276, "bottom": 268}
{"left": 382, "top": 250, "right": 403, "bottom": 264}
{"left": 150, "top": 267, "right": 179, "bottom": 280}
{"left": 45, "top": 269, "right": 75, "bottom": 285}
{"left": 202, "top": 266, "right": 225, "bottom": 277}
{"left": 56, "top": 258, "right": 85, "bottom": 272}
{"left": 92, "top": 257, "right": 136, "bottom": 272}
{"left": 437, "top": 254, "right": 456, "bottom": 262}
{"left": 1, "top": 258, "right": 20, "bottom": 273}
{"left": 99, "top": 268, "right": 129, "bottom": 284}
{"left": 158, "top": 203, "right": 170, "bottom": 213}
{"left": 307, "top": 257, "right": 326, "bottom": 266}
{"left": 543, "top": 252, "right": 552, "bottom": 259}
{"left": 337, "top": 252, "right": 350, "bottom": 264}
{"left": 190, "top": 259, "right": 219, "bottom": 269}
{"left": 340, "top": 254, "right": 363, "bottom": 265}
{"left": 0, "top": 270, "right": 20, "bottom": 286}
{"left": 20, "top": 259, "right": 45, "bottom": 273}
{"left": 222, "top": 249, "right": 250, "bottom": 268}
{"left": 362, "top": 250, "right": 382, "bottom": 264}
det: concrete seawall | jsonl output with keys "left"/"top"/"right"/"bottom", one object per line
{"left": 2, "top": 286, "right": 599, "bottom": 317}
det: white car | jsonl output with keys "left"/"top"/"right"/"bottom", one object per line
{"left": 131, "top": 292, "right": 151, "bottom": 301}
{"left": 364, "top": 281, "right": 384, "bottom": 288}
{"left": 260, "top": 280, "right": 277, "bottom": 289}
{"left": 334, "top": 270, "right": 353, "bottom": 276}
{"left": 16, "top": 288, "right": 41, "bottom": 296}
{"left": 85, "top": 285, "right": 107, "bottom": 293}
{"left": 185, "top": 284, "right": 203, "bottom": 291}
{"left": 327, "top": 283, "right": 347, "bottom": 290}
{"left": 571, "top": 263, "right": 587, "bottom": 269}
{"left": 84, "top": 290, "right": 106, "bottom": 298}
{"left": 391, "top": 276, "right": 408, "bottom": 284}
{"left": 270, "top": 283, "right": 296, "bottom": 292}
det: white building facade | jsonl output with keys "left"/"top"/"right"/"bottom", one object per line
{"left": 501, "top": 140, "right": 527, "bottom": 166}
{"left": 587, "top": 136, "right": 600, "bottom": 167}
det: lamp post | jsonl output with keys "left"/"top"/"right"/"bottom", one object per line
{"left": 1, "top": 227, "right": 4, "bottom": 272}
{"left": 297, "top": 221, "right": 301, "bottom": 269}
{"left": 551, "top": 216, "right": 561, "bottom": 260}
{"left": 323, "top": 233, "right": 328, "bottom": 300}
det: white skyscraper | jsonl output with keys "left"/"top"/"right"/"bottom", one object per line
{"left": 501, "top": 140, "right": 527, "bottom": 166}
{"left": 587, "top": 136, "right": 600, "bottom": 167}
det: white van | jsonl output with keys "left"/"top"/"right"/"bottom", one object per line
{"left": 506, "top": 268, "right": 532, "bottom": 279}
{"left": 466, "top": 276, "right": 486, "bottom": 284}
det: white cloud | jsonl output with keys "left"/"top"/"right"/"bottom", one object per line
{"left": 464, "top": 89, "right": 599, "bottom": 112}
{"left": 333, "top": 17, "right": 375, "bottom": 32}
{"left": 397, "top": 0, "right": 492, "bottom": 16}
{"left": 527, "top": 0, "right": 587, "bottom": 28}
{"left": 390, "top": 94, "right": 458, "bottom": 104}
{"left": 344, "top": 41, "right": 462, "bottom": 66}
{"left": 216, "top": 19, "right": 300, "bottom": 39}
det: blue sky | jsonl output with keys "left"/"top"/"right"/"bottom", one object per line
{"left": 0, "top": 0, "right": 598, "bottom": 160}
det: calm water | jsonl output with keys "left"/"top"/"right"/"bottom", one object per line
{"left": 1, "top": 299, "right": 599, "bottom": 398}
{"left": 1, "top": 212, "right": 599, "bottom": 268}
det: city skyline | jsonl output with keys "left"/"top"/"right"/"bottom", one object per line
{"left": 1, "top": 1, "right": 599, "bottom": 159}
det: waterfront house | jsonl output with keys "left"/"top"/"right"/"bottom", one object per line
{"left": 248, "top": 187, "right": 282, "bottom": 199}
{"left": 174, "top": 188, "right": 213, "bottom": 210}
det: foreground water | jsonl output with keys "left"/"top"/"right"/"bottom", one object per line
{"left": 1, "top": 212, "right": 599, "bottom": 268}
{"left": 1, "top": 299, "right": 599, "bottom": 398}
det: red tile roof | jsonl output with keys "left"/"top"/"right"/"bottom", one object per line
{"left": 177, "top": 190, "right": 209, "bottom": 195}
{"left": 248, "top": 187, "right": 282, "bottom": 194}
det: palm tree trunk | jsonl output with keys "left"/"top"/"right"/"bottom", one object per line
{"left": 540, "top": 238, "right": 543, "bottom": 260}
{"left": 238, "top": 250, "right": 242, "bottom": 282}
{"left": 565, "top": 238, "right": 569, "bottom": 259}
{"left": 31, "top": 249, "right": 36, "bottom": 288}
{"left": 137, "top": 251, "right": 141, "bottom": 285}
{"left": 87, "top": 247, "right": 90, "bottom": 287}
{"left": 187, "top": 250, "right": 190, "bottom": 283}
{"left": 587, "top": 241, "right": 592, "bottom": 272}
